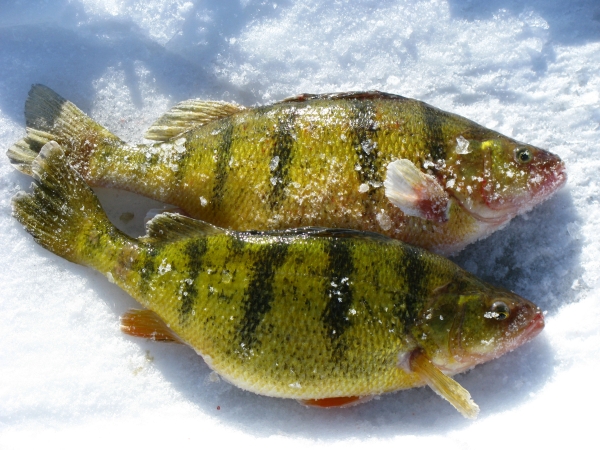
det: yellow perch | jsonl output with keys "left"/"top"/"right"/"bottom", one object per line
{"left": 12, "top": 142, "right": 545, "bottom": 417}
{"left": 7, "top": 87, "right": 565, "bottom": 255}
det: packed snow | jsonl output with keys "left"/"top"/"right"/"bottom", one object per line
{"left": 1, "top": 0, "right": 599, "bottom": 448}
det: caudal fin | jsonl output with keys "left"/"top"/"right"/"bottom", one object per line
{"left": 12, "top": 141, "right": 127, "bottom": 269}
{"left": 6, "top": 85, "right": 122, "bottom": 175}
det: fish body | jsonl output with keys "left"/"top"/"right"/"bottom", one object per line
{"left": 8, "top": 87, "right": 566, "bottom": 255}
{"left": 12, "top": 142, "right": 544, "bottom": 417}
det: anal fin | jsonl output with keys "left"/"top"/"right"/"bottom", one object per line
{"left": 121, "top": 309, "right": 183, "bottom": 343}
{"left": 299, "top": 396, "right": 372, "bottom": 408}
{"left": 409, "top": 350, "right": 479, "bottom": 419}
{"left": 384, "top": 159, "right": 450, "bottom": 223}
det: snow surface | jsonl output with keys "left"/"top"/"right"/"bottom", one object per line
{"left": 1, "top": 0, "right": 599, "bottom": 448}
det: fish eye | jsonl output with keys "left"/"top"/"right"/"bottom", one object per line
{"left": 515, "top": 148, "right": 532, "bottom": 164}
{"left": 490, "top": 301, "right": 510, "bottom": 320}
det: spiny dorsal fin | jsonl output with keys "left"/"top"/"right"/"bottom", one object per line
{"left": 140, "top": 212, "right": 226, "bottom": 244}
{"left": 143, "top": 217, "right": 399, "bottom": 245}
{"left": 145, "top": 99, "right": 246, "bottom": 141}
{"left": 279, "top": 91, "right": 407, "bottom": 104}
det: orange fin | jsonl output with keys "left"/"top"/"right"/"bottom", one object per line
{"left": 299, "top": 395, "right": 372, "bottom": 408}
{"left": 384, "top": 159, "right": 450, "bottom": 223}
{"left": 409, "top": 350, "right": 479, "bottom": 419}
{"left": 120, "top": 309, "right": 183, "bottom": 343}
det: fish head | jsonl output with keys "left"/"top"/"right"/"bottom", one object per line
{"left": 415, "top": 279, "right": 544, "bottom": 373}
{"left": 443, "top": 135, "right": 566, "bottom": 224}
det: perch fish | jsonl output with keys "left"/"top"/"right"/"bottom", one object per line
{"left": 12, "top": 142, "right": 545, "bottom": 418}
{"left": 7, "top": 86, "right": 565, "bottom": 255}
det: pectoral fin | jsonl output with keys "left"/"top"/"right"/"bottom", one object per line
{"left": 384, "top": 159, "right": 450, "bottom": 223}
{"left": 409, "top": 351, "right": 479, "bottom": 419}
{"left": 121, "top": 309, "right": 183, "bottom": 343}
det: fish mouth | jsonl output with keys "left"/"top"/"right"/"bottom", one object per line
{"left": 444, "top": 306, "right": 545, "bottom": 373}
{"left": 491, "top": 307, "right": 545, "bottom": 359}
{"left": 516, "top": 310, "right": 545, "bottom": 345}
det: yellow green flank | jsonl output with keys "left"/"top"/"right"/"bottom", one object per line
{"left": 7, "top": 86, "right": 566, "bottom": 255}
{"left": 12, "top": 142, "right": 545, "bottom": 418}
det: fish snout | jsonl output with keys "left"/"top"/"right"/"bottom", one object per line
{"left": 532, "top": 151, "right": 567, "bottom": 194}
{"left": 522, "top": 309, "right": 545, "bottom": 342}
{"left": 509, "top": 301, "right": 545, "bottom": 349}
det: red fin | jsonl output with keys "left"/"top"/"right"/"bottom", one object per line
{"left": 384, "top": 159, "right": 450, "bottom": 223}
{"left": 299, "top": 396, "right": 371, "bottom": 408}
{"left": 120, "top": 309, "right": 183, "bottom": 343}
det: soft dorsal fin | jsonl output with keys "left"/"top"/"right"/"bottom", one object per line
{"left": 142, "top": 216, "right": 399, "bottom": 245}
{"left": 279, "top": 91, "right": 407, "bottom": 104}
{"left": 140, "top": 212, "right": 227, "bottom": 244}
{"left": 384, "top": 159, "right": 450, "bottom": 223}
{"left": 145, "top": 99, "right": 246, "bottom": 141}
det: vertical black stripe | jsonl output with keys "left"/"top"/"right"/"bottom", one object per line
{"left": 173, "top": 137, "right": 194, "bottom": 183}
{"left": 268, "top": 108, "right": 296, "bottom": 208}
{"left": 238, "top": 242, "right": 289, "bottom": 350}
{"left": 138, "top": 245, "right": 159, "bottom": 294}
{"left": 179, "top": 238, "right": 209, "bottom": 322}
{"left": 350, "top": 100, "right": 381, "bottom": 186}
{"left": 211, "top": 118, "right": 235, "bottom": 207}
{"left": 392, "top": 246, "right": 428, "bottom": 326}
{"left": 421, "top": 104, "right": 446, "bottom": 162}
{"left": 321, "top": 238, "right": 355, "bottom": 358}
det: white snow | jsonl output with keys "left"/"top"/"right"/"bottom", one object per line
{"left": 1, "top": 0, "right": 600, "bottom": 448}
{"left": 455, "top": 136, "right": 471, "bottom": 154}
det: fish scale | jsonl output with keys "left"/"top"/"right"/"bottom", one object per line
{"left": 12, "top": 141, "right": 545, "bottom": 417}
{"left": 7, "top": 86, "right": 566, "bottom": 255}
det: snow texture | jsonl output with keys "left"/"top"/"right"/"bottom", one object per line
{"left": 1, "top": 0, "right": 599, "bottom": 448}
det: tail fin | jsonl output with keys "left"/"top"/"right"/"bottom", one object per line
{"left": 12, "top": 141, "right": 127, "bottom": 269}
{"left": 7, "top": 85, "right": 121, "bottom": 175}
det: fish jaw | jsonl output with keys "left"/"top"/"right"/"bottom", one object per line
{"left": 497, "top": 153, "right": 565, "bottom": 211}
{"left": 447, "top": 302, "right": 545, "bottom": 374}
{"left": 476, "top": 151, "right": 567, "bottom": 223}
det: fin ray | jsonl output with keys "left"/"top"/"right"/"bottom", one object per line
{"left": 142, "top": 216, "right": 399, "bottom": 245}
{"left": 409, "top": 350, "right": 479, "bottom": 419}
{"left": 236, "top": 227, "right": 397, "bottom": 243}
{"left": 11, "top": 141, "right": 120, "bottom": 266}
{"left": 7, "top": 84, "right": 121, "bottom": 174}
{"left": 280, "top": 91, "right": 407, "bottom": 103}
{"left": 145, "top": 99, "right": 246, "bottom": 141}
{"left": 384, "top": 159, "right": 450, "bottom": 223}
{"left": 121, "top": 309, "right": 183, "bottom": 343}
{"left": 299, "top": 396, "right": 372, "bottom": 408}
{"left": 141, "top": 212, "right": 226, "bottom": 244}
